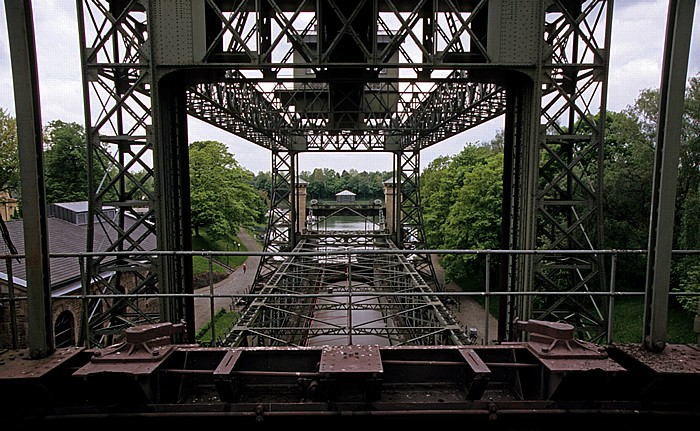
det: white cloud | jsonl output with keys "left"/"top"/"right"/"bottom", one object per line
{"left": 608, "top": 0, "right": 700, "bottom": 111}
{"left": 608, "top": 58, "right": 661, "bottom": 111}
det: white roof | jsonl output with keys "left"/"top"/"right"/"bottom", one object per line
{"left": 336, "top": 190, "right": 356, "bottom": 196}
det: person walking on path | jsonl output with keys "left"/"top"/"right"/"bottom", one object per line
{"left": 242, "top": 263, "right": 246, "bottom": 273}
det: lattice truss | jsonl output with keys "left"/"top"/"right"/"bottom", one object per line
{"left": 78, "top": 0, "right": 159, "bottom": 347}
{"left": 253, "top": 149, "right": 294, "bottom": 288}
{"left": 530, "top": 0, "right": 611, "bottom": 341}
{"left": 76, "top": 0, "right": 612, "bottom": 345}
{"left": 183, "top": 1, "right": 509, "bottom": 296}
{"left": 184, "top": 0, "right": 507, "bottom": 151}
{"left": 187, "top": 77, "right": 506, "bottom": 151}
{"left": 224, "top": 235, "right": 470, "bottom": 347}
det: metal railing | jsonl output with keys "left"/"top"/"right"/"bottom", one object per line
{"left": 2, "top": 248, "right": 699, "bottom": 349}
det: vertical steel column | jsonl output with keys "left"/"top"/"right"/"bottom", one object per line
{"left": 5, "top": 0, "right": 53, "bottom": 358}
{"left": 78, "top": 0, "right": 156, "bottom": 347}
{"left": 643, "top": 0, "right": 696, "bottom": 353}
{"left": 524, "top": 0, "right": 612, "bottom": 342}
{"left": 151, "top": 73, "right": 194, "bottom": 340}
{"left": 253, "top": 148, "right": 294, "bottom": 288}
{"left": 513, "top": 77, "right": 542, "bottom": 341}
{"left": 500, "top": 81, "right": 523, "bottom": 342}
{"left": 397, "top": 150, "right": 439, "bottom": 291}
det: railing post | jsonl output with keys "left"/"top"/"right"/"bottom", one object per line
{"left": 5, "top": 255, "right": 18, "bottom": 349}
{"left": 347, "top": 251, "right": 353, "bottom": 345}
{"left": 79, "top": 255, "right": 91, "bottom": 348}
{"left": 607, "top": 253, "right": 617, "bottom": 343}
{"left": 484, "top": 253, "right": 490, "bottom": 345}
{"left": 208, "top": 254, "right": 216, "bottom": 346}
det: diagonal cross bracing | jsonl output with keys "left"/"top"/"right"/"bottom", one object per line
{"left": 223, "top": 234, "right": 470, "bottom": 347}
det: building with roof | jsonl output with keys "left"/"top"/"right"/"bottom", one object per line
{"left": 0, "top": 191, "right": 18, "bottom": 222}
{"left": 335, "top": 189, "right": 356, "bottom": 203}
{"left": 0, "top": 202, "right": 156, "bottom": 350}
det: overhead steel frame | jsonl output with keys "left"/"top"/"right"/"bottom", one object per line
{"left": 77, "top": 0, "right": 612, "bottom": 345}
{"left": 223, "top": 234, "right": 470, "bottom": 347}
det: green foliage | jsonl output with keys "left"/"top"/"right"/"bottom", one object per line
{"left": 296, "top": 168, "right": 392, "bottom": 200}
{"left": 43, "top": 120, "right": 97, "bottom": 203}
{"left": 195, "top": 308, "right": 240, "bottom": 346}
{"left": 189, "top": 140, "right": 266, "bottom": 240}
{"left": 601, "top": 110, "right": 656, "bottom": 286}
{"left": 0, "top": 108, "right": 19, "bottom": 196}
{"left": 421, "top": 142, "right": 503, "bottom": 283}
{"left": 253, "top": 170, "right": 272, "bottom": 204}
{"left": 675, "top": 258, "right": 700, "bottom": 313}
{"left": 611, "top": 297, "right": 697, "bottom": 344}
{"left": 191, "top": 230, "right": 248, "bottom": 271}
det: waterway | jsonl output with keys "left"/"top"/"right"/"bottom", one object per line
{"left": 303, "top": 215, "right": 391, "bottom": 346}
{"left": 307, "top": 215, "right": 382, "bottom": 232}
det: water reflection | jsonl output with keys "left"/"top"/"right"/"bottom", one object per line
{"left": 307, "top": 215, "right": 382, "bottom": 232}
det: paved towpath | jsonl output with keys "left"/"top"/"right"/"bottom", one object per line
{"left": 193, "top": 227, "right": 261, "bottom": 332}
{"left": 431, "top": 254, "right": 500, "bottom": 345}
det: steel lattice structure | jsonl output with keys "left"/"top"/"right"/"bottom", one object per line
{"left": 76, "top": 0, "right": 612, "bottom": 347}
{"left": 224, "top": 233, "right": 470, "bottom": 347}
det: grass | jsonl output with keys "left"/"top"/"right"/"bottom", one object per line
{"left": 195, "top": 308, "right": 241, "bottom": 346}
{"left": 451, "top": 273, "right": 698, "bottom": 344}
{"left": 191, "top": 230, "right": 249, "bottom": 274}
{"left": 191, "top": 228, "right": 251, "bottom": 343}
{"left": 611, "top": 296, "right": 697, "bottom": 344}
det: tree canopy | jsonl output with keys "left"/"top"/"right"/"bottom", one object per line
{"left": 189, "top": 140, "right": 266, "bottom": 240}
{"left": 43, "top": 120, "right": 91, "bottom": 203}
{"left": 421, "top": 142, "right": 504, "bottom": 284}
{"left": 0, "top": 108, "right": 19, "bottom": 197}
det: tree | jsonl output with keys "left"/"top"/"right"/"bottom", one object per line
{"left": 601, "top": 110, "right": 655, "bottom": 286}
{"left": 0, "top": 108, "right": 19, "bottom": 196}
{"left": 43, "top": 120, "right": 91, "bottom": 203}
{"left": 602, "top": 72, "right": 700, "bottom": 312}
{"left": 189, "top": 140, "right": 265, "bottom": 239}
{"left": 421, "top": 143, "right": 504, "bottom": 284}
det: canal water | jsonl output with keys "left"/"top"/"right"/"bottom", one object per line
{"left": 307, "top": 215, "right": 382, "bottom": 232}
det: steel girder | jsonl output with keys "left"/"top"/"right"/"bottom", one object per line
{"left": 224, "top": 235, "right": 470, "bottom": 347}
{"left": 509, "top": 0, "right": 612, "bottom": 342}
{"left": 187, "top": 76, "right": 507, "bottom": 152}
{"left": 76, "top": 0, "right": 613, "bottom": 346}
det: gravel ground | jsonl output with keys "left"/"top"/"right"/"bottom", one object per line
{"left": 430, "top": 254, "right": 500, "bottom": 345}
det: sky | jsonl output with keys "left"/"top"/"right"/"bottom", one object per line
{"left": 0, "top": 1, "right": 698, "bottom": 175}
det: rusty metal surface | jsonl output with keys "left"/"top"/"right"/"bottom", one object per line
{"left": 535, "top": 356, "right": 627, "bottom": 373}
{"left": 2, "top": 327, "right": 700, "bottom": 428}
{"left": 613, "top": 343, "right": 700, "bottom": 374}
{"left": 0, "top": 346, "right": 83, "bottom": 379}
{"left": 515, "top": 319, "right": 575, "bottom": 340}
{"left": 509, "top": 319, "right": 625, "bottom": 372}
{"left": 73, "top": 322, "right": 187, "bottom": 376}
{"left": 319, "top": 344, "right": 383, "bottom": 374}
